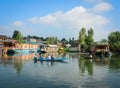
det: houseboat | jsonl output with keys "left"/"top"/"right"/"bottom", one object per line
{"left": 68, "top": 40, "right": 81, "bottom": 52}
{"left": 0, "top": 43, "right": 4, "bottom": 54}
{"left": 69, "top": 45, "right": 81, "bottom": 52}
{"left": 0, "top": 35, "right": 8, "bottom": 54}
{"left": 44, "top": 44, "right": 59, "bottom": 52}
{"left": 3, "top": 39, "right": 40, "bottom": 54}
{"left": 94, "top": 43, "right": 110, "bottom": 55}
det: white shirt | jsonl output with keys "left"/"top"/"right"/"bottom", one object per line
{"left": 48, "top": 55, "right": 51, "bottom": 60}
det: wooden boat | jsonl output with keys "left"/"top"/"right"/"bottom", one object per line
{"left": 37, "top": 58, "right": 66, "bottom": 61}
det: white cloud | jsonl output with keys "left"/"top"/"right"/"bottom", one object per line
{"left": 92, "top": 2, "right": 113, "bottom": 12}
{"left": 29, "top": 6, "right": 109, "bottom": 28}
{"left": 39, "top": 14, "right": 57, "bottom": 25}
{"left": 12, "top": 21, "right": 24, "bottom": 27}
{"left": 28, "top": 4, "right": 113, "bottom": 41}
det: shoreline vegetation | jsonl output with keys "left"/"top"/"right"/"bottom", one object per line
{"left": 0, "top": 28, "right": 120, "bottom": 56}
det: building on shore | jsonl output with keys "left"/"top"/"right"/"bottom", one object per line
{"left": 0, "top": 43, "right": 4, "bottom": 54}
{"left": 69, "top": 45, "right": 81, "bottom": 52}
{"left": 0, "top": 35, "right": 8, "bottom": 54}
{"left": 0, "top": 35, "right": 8, "bottom": 41}
{"left": 44, "top": 44, "right": 59, "bottom": 52}
{"left": 69, "top": 40, "right": 81, "bottom": 52}
{"left": 95, "top": 43, "right": 109, "bottom": 52}
{"left": 90, "top": 43, "right": 110, "bottom": 56}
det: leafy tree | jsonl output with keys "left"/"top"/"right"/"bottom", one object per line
{"left": 86, "top": 28, "right": 94, "bottom": 46}
{"left": 78, "top": 27, "right": 86, "bottom": 52}
{"left": 88, "top": 28, "right": 94, "bottom": 36}
{"left": 27, "top": 35, "right": 33, "bottom": 38}
{"left": 46, "top": 36, "right": 58, "bottom": 44}
{"left": 78, "top": 27, "right": 94, "bottom": 52}
{"left": 12, "top": 30, "right": 19, "bottom": 38}
{"left": 78, "top": 27, "right": 86, "bottom": 45}
{"left": 33, "top": 36, "right": 40, "bottom": 39}
{"left": 100, "top": 39, "right": 108, "bottom": 43}
{"left": 61, "top": 38, "right": 66, "bottom": 42}
{"left": 108, "top": 31, "right": 120, "bottom": 51}
{"left": 61, "top": 38, "right": 68, "bottom": 44}
{"left": 69, "top": 38, "right": 72, "bottom": 44}
{"left": 12, "top": 30, "right": 23, "bottom": 43}
{"left": 26, "top": 35, "right": 45, "bottom": 41}
{"left": 84, "top": 28, "right": 94, "bottom": 51}
{"left": 39, "top": 37, "right": 45, "bottom": 41}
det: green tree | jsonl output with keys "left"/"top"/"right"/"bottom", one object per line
{"left": 78, "top": 28, "right": 94, "bottom": 52}
{"left": 39, "top": 37, "right": 45, "bottom": 41}
{"left": 78, "top": 27, "right": 86, "bottom": 52}
{"left": 100, "top": 39, "right": 108, "bottom": 43}
{"left": 12, "top": 30, "right": 19, "bottom": 38}
{"left": 69, "top": 38, "right": 72, "bottom": 44}
{"left": 88, "top": 28, "right": 94, "bottom": 36}
{"left": 108, "top": 31, "right": 120, "bottom": 51}
{"left": 12, "top": 30, "right": 23, "bottom": 43}
{"left": 61, "top": 38, "right": 68, "bottom": 44}
{"left": 78, "top": 27, "right": 86, "bottom": 45}
{"left": 46, "top": 36, "right": 58, "bottom": 44}
{"left": 27, "top": 35, "right": 33, "bottom": 38}
{"left": 33, "top": 36, "right": 40, "bottom": 39}
{"left": 85, "top": 28, "right": 94, "bottom": 47}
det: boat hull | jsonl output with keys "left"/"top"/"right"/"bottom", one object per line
{"left": 37, "top": 58, "right": 66, "bottom": 61}
{"left": 7, "top": 49, "right": 38, "bottom": 54}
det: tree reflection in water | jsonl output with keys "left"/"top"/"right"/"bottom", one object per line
{"left": 78, "top": 57, "right": 93, "bottom": 76}
{"left": 78, "top": 55, "right": 120, "bottom": 76}
{"left": 14, "top": 59, "right": 23, "bottom": 75}
{"left": 109, "top": 56, "right": 120, "bottom": 72}
{"left": 0, "top": 53, "right": 34, "bottom": 76}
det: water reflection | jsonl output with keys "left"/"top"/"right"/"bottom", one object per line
{"left": 2, "top": 53, "right": 35, "bottom": 60}
{"left": 34, "top": 59, "right": 68, "bottom": 67}
{"left": 0, "top": 53, "right": 35, "bottom": 75}
{"left": 109, "top": 56, "right": 120, "bottom": 72}
{"left": 14, "top": 59, "right": 23, "bottom": 75}
{"left": 77, "top": 56, "right": 120, "bottom": 88}
{"left": 93, "top": 58, "right": 110, "bottom": 66}
{"left": 1, "top": 52, "right": 120, "bottom": 88}
{"left": 68, "top": 52, "right": 81, "bottom": 59}
{"left": 78, "top": 58, "right": 93, "bottom": 76}
{"left": 39, "top": 61, "right": 58, "bottom": 66}
{"left": 78, "top": 56, "right": 120, "bottom": 76}
{"left": 1, "top": 53, "right": 120, "bottom": 75}
{"left": 0, "top": 52, "right": 68, "bottom": 75}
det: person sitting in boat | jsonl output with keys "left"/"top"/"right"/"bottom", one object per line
{"left": 34, "top": 54, "right": 38, "bottom": 61}
{"left": 51, "top": 55, "right": 54, "bottom": 60}
{"left": 40, "top": 54, "right": 44, "bottom": 59}
{"left": 48, "top": 55, "right": 51, "bottom": 60}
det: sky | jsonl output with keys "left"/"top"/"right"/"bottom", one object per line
{"left": 0, "top": 0, "right": 120, "bottom": 41}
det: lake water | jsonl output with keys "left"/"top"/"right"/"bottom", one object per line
{"left": 0, "top": 52, "right": 120, "bottom": 88}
